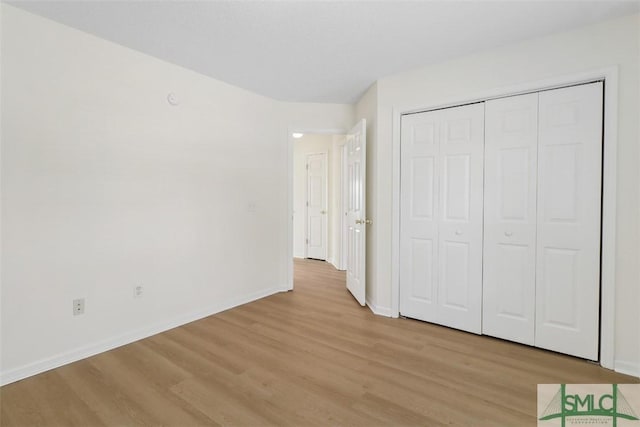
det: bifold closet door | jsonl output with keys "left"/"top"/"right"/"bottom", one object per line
{"left": 535, "top": 82, "right": 603, "bottom": 361}
{"left": 483, "top": 93, "right": 538, "bottom": 345}
{"left": 400, "top": 103, "right": 484, "bottom": 334}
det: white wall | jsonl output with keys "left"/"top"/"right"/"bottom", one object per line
{"left": 293, "top": 134, "right": 343, "bottom": 265}
{"left": 283, "top": 102, "right": 355, "bottom": 133}
{"left": 370, "top": 13, "right": 640, "bottom": 374}
{"left": 0, "top": 5, "right": 354, "bottom": 384}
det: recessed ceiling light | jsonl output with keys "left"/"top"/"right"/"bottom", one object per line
{"left": 292, "top": 133, "right": 304, "bottom": 139}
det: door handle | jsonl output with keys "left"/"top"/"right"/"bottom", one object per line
{"left": 356, "top": 219, "right": 373, "bottom": 225}
{"left": 320, "top": 210, "right": 327, "bottom": 214}
{"left": 504, "top": 231, "right": 513, "bottom": 237}
{"left": 455, "top": 229, "right": 463, "bottom": 235}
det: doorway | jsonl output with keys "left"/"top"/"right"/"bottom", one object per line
{"left": 292, "top": 133, "right": 345, "bottom": 267}
{"left": 286, "top": 120, "right": 368, "bottom": 307}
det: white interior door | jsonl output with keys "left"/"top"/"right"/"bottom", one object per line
{"left": 483, "top": 93, "right": 538, "bottom": 345}
{"left": 346, "top": 119, "right": 367, "bottom": 306}
{"left": 306, "top": 152, "right": 327, "bottom": 260}
{"left": 400, "top": 103, "right": 485, "bottom": 334}
{"left": 535, "top": 82, "right": 603, "bottom": 361}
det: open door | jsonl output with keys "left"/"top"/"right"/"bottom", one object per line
{"left": 345, "top": 119, "right": 367, "bottom": 306}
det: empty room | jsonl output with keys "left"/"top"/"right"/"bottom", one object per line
{"left": 1, "top": 1, "right": 639, "bottom": 426}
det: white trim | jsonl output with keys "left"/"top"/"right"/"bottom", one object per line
{"left": 366, "top": 298, "right": 393, "bottom": 317}
{"left": 391, "top": 66, "right": 618, "bottom": 369}
{"left": 287, "top": 127, "right": 347, "bottom": 291}
{"left": 391, "top": 107, "right": 402, "bottom": 318}
{"left": 615, "top": 360, "right": 640, "bottom": 378}
{"left": 599, "top": 69, "right": 618, "bottom": 370}
{"left": 328, "top": 258, "right": 341, "bottom": 271}
{"left": 0, "top": 286, "right": 284, "bottom": 386}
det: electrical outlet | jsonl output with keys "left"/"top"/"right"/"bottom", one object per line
{"left": 73, "top": 298, "right": 85, "bottom": 316}
{"left": 134, "top": 285, "right": 143, "bottom": 298}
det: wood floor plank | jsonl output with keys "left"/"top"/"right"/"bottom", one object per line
{"left": 85, "top": 350, "right": 213, "bottom": 426}
{"left": 54, "top": 360, "right": 160, "bottom": 427}
{"left": 1, "top": 258, "right": 638, "bottom": 426}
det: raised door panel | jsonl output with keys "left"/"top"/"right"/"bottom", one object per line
{"left": 499, "top": 147, "right": 531, "bottom": 220}
{"left": 443, "top": 154, "right": 471, "bottom": 221}
{"left": 495, "top": 244, "right": 531, "bottom": 317}
{"left": 409, "top": 238, "right": 435, "bottom": 302}
{"left": 483, "top": 93, "right": 538, "bottom": 345}
{"left": 410, "top": 157, "right": 436, "bottom": 219}
{"left": 441, "top": 240, "right": 470, "bottom": 310}
{"left": 535, "top": 82, "right": 602, "bottom": 360}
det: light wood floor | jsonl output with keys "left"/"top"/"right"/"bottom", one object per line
{"left": 1, "top": 259, "right": 637, "bottom": 426}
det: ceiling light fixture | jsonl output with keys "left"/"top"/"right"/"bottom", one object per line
{"left": 292, "top": 133, "right": 304, "bottom": 139}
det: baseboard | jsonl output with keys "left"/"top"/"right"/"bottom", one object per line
{"left": 615, "top": 360, "right": 640, "bottom": 378}
{"left": 327, "top": 259, "right": 346, "bottom": 271}
{"left": 0, "top": 286, "right": 283, "bottom": 386}
{"left": 366, "top": 298, "right": 393, "bottom": 317}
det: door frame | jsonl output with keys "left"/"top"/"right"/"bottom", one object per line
{"left": 286, "top": 127, "right": 347, "bottom": 291}
{"left": 304, "top": 151, "right": 329, "bottom": 260}
{"left": 391, "top": 66, "right": 619, "bottom": 369}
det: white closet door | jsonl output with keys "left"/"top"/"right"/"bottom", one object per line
{"left": 400, "top": 103, "right": 484, "bottom": 334}
{"left": 437, "top": 103, "right": 485, "bottom": 334}
{"left": 483, "top": 93, "right": 538, "bottom": 345}
{"left": 535, "top": 82, "right": 603, "bottom": 361}
{"left": 400, "top": 110, "right": 441, "bottom": 323}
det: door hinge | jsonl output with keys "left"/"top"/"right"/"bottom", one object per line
{"left": 306, "top": 164, "right": 309, "bottom": 170}
{"left": 306, "top": 238, "right": 309, "bottom": 244}
{"left": 306, "top": 201, "right": 309, "bottom": 207}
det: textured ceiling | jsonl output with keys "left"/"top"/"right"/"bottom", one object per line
{"left": 6, "top": 1, "right": 640, "bottom": 103}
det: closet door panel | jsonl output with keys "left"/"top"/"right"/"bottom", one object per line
{"left": 399, "top": 112, "right": 441, "bottom": 322}
{"left": 437, "top": 103, "right": 485, "bottom": 334}
{"left": 483, "top": 93, "right": 538, "bottom": 345}
{"left": 535, "top": 82, "right": 603, "bottom": 361}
